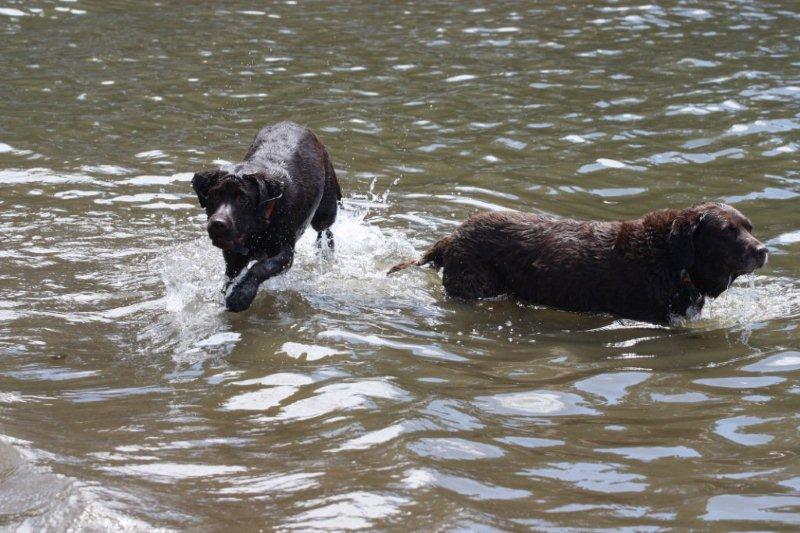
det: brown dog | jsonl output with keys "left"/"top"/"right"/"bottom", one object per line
{"left": 389, "top": 203, "right": 768, "bottom": 323}
{"left": 192, "top": 122, "right": 341, "bottom": 312}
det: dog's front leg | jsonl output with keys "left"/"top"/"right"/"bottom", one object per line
{"left": 222, "top": 250, "right": 249, "bottom": 293}
{"left": 225, "top": 247, "right": 294, "bottom": 312}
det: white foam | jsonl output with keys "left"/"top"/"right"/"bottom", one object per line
{"left": 697, "top": 275, "right": 800, "bottom": 328}
{"left": 495, "top": 137, "right": 527, "bottom": 150}
{"left": 265, "top": 379, "right": 410, "bottom": 422}
{"left": 475, "top": 390, "right": 597, "bottom": 416}
{"left": 134, "top": 149, "right": 167, "bottom": 159}
{"left": 334, "top": 422, "right": 409, "bottom": 451}
{"left": 409, "top": 438, "right": 505, "bottom": 460}
{"left": 597, "top": 158, "right": 626, "bottom": 168}
{"left": 95, "top": 192, "right": 181, "bottom": 204}
{"left": 318, "top": 330, "right": 465, "bottom": 362}
{"left": 218, "top": 472, "right": 322, "bottom": 495}
{"left": 196, "top": 332, "right": 240, "bottom": 347}
{"left": 257, "top": 203, "right": 433, "bottom": 309}
{"left": 286, "top": 491, "right": 409, "bottom": 530}
{"left": 0, "top": 168, "right": 101, "bottom": 185}
{"left": 120, "top": 173, "right": 192, "bottom": 186}
{"left": 726, "top": 118, "right": 800, "bottom": 136}
{"left": 401, "top": 468, "right": 530, "bottom": 500}
{"left": 445, "top": 74, "right": 477, "bottom": 83}
{"left": 0, "top": 142, "right": 28, "bottom": 155}
{"left": 0, "top": 392, "right": 28, "bottom": 403}
{"left": 769, "top": 230, "right": 800, "bottom": 246}
{"left": 758, "top": 354, "right": 800, "bottom": 368}
{"left": 281, "top": 342, "right": 341, "bottom": 361}
{"left": 577, "top": 158, "right": 646, "bottom": 174}
{"left": 104, "top": 463, "right": 246, "bottom": 481}
{"left": 574, "top": 372, "right": 650, "bottom": 405}
{"left": 232, "top": 373, "right": 315, "bottom": 387}
{"left": 222, "top": 386, "right": 298, "bottom": 411}
{"left": 463, "top": 26, "right": 520, "bottom": 34}
{"left": 0, "top": 8, "right": 27, "bottom": 17}
{"left": 563, "top": 134, "right": 588, "bottom": 143}
{"left": 140, "top": 201, "right": 194, "bottom": 210}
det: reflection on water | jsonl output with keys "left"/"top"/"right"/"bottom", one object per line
{"left": 1, "top": 0, "right": 800, "bottom": 530}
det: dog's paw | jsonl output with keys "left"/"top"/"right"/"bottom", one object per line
{"left": 225, "top": 278, "right": 259, "bottom": 312}
{"left": 221, "top": 279, "right": 232, "bottom": 295}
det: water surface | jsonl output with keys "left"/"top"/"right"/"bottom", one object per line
{"left": 1, "top": 0, "right": 799, "bottom": 530}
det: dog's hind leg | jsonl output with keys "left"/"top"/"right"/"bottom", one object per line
{"left": 441, "top": 252, "right": 505, "bottom": 299}
{"left": 316, "top": 229, "right": 334, "bottom": 251}
{"left": 312, "top": 147, "right": 341, "bottom": 253}
{"left": 443, "top": 268, "right": 505, "bottom": 299}
{"left": 312, "top": 181, "right": 339, "bottom": 253}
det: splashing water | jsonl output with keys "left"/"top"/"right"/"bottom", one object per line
{"left": 155, "top": 199, "right": 440, "bottom": 361}
{"left": 262, "top": 201, "right": 433, "bottom": 310}
{"left": 159, "top": 206, "right": 800, "bottom": 351}
{"left": 698, "top": 274, "right": 800, "bottom": 329}
{"left": 161, "top": 200, "right": 433, "bottom": 309}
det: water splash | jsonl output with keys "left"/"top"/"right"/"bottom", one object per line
{"left": 155, "top": 200, "right": 436, "bottom": 362}
{"left": 697, "top": 275, "right": 800, "bottom": 328}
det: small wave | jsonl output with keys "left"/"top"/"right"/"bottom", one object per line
{"left": 0, "top": 435, "right": 163, "bottom": 530}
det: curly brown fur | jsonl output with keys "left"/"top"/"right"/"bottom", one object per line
{"left": 389, "top": 204, "right": 767, "bottom": 324}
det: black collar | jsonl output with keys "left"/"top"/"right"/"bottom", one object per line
{"left": 672, "top": 268, "right": 704, "bottom": 317}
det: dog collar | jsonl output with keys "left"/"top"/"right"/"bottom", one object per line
{"left": 675, "top": 268, "right": 703, "bottom": 313}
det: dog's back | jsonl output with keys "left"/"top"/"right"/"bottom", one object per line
{"left": 389, "top": 210, "right": 676, "bottom": 322}
{"left": 389, "top": 204, "right": 767, "bottom": 323}
{"left": 240, "top": 122, "right": 341, "bottom": 241}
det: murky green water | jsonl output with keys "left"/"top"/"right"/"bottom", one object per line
{"left": 1, "top": 0, "right": 799, "bottom": 530}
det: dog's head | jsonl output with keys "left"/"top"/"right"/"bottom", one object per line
{"left": 191, "top": 167, "right": 283, "bottom": 251}
{"left": 668, "top": 202, "right": 767, "bottom": 297}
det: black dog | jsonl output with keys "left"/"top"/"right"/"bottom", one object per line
{"left": 389, "top": 203, "right": 768, "bottom": 324}
{"left": 192, "top": 122, "right": 341, "bottom": 312}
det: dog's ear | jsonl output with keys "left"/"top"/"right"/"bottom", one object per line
{"left": 252, "top": 175, "right": 284, "bottom": 212}
{"left": 191, "top": 168, "right": 222, "bottom": 208}
{"left": 669, "top": 207, "right": 707, "bottom": 271}
{"left": 243, "top": 173, "right": 284, "bottom": 221}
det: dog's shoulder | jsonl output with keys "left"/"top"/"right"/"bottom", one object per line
{"left": 610, "top": 209, "right": 677, "bottom": 261}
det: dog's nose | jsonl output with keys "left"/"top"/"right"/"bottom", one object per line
{"left": 755, "top": 245, "right": 768, "bottom": 268}
{"left": 208, "top": 218, "right": 230, "bottom": 235}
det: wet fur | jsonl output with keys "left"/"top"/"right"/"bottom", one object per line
{"left": 192, "top": 121, "right": 341, "bottom": 312}
{"left": 389, "top": 204, "right": 766, "bottom": 324}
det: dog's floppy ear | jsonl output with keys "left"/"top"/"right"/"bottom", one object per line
{"left": 244, "top": 173, "right": 284, "bottom": 220}
{"left": 191, "top": 168, "right": 222, "bottom": 208}
{"left": 669, "top": 208, "right": 706, "bottom": 271}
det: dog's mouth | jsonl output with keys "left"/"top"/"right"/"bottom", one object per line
{"left": 211, "top": 234, "right": 247, "bottom": 251}
{"left": 737, "top": 256, "right": 767, "bottom": 276}
{"left": 732, "top": 267, "right": 755, "bottom": 280}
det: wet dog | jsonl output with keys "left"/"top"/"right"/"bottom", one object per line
{"left": 192, "top": 122, "right": 341, "bottom": 312}
{"left": 389, "top": 203, "right": 768, "bottom": 324}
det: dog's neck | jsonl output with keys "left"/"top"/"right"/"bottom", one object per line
{"left": 671, "top": 268, "right": 704, "bottom": 318}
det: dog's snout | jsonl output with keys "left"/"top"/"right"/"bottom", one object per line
{"left": 754, "top": 245, "right": 768, "bottom": 268}
{"left": 208, "top": 218, "right": 230, "bottom": 236}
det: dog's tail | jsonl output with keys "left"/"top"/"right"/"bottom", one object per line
{"left": 387, "top": 236, "right": 452, "bottom": 275}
